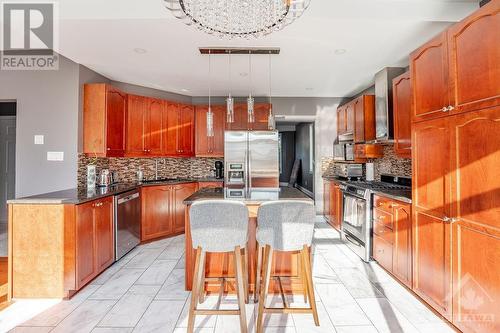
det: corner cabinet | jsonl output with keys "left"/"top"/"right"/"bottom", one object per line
{"left": 392, "top": 72, "right": 412, "bottom": 158}
{"left": 195, "top": 105, "right": 225, "bottom": 157}
{"left": 141, "top": 182, "right": 198, "bottom": 242}
{"left": 83, "top": 84, "right": 126, "bottom": 157}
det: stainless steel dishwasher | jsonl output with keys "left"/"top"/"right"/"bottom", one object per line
{"left": 114, "top": 189, "right": 141, "bottom": 261}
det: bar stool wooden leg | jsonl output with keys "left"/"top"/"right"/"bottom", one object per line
{"left": 255, "top": 244, "right": 262, "bottom": 303}
{"left": 256, "top": 245, "right": 273, "bottom": 333}
{"left": 188, "top": 246, "right": 204, "bottom": 333}
{"left": 234, "top": 246, "right": 248, "bottom": 333}
{"left": 300, "top": 259, "right": 309, "bottom": 303}
{"left": 301, "top": 245, "right": 319, "bottom": 326}
{"left": 198, "top": 252, "right": 206, "bottom": 304}
{"left": 242, "top": 247, "right": 249, "bottom": 304}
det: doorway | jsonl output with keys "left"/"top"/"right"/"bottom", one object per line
{"left": 277, "top": 121, "right": 315, "bottom": 198}
{"left": 0, "top": 102, "right": 16, "bottom": 257}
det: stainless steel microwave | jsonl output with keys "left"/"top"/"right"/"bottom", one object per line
{"left": 334, "top": 143, "right": 354, "bottom": 161}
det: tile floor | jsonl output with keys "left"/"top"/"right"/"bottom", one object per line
{"left": 0, "top": 217, "right": 455, "bottom": 333}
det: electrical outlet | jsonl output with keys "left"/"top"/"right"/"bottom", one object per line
{"left": 47, "top": 151, "right": 64, "bottom": 161}
{"left": 34, "top": 135, "right": 44, "bottom": 145}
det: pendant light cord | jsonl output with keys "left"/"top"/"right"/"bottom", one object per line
{"left": 208, "top": 50, "right": 211, "bottom": 108}
{"left": 269, "top": 52, "right": 272, "bottom": 106}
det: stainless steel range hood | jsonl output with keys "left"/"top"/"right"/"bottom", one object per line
{"left": 373, "top": 67, "right": 406, "bottom": 142}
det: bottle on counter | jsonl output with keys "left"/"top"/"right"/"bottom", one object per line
{"left": 137, "top": 167, "right": 144, "bottom": 183}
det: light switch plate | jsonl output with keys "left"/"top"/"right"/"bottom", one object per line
{"left": 47, "top": 151, "right": 64, "bottom": 161}
{"left": 34, "top": 135, "right": 44, "bottom": 145}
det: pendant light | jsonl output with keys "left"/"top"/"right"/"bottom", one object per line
{"left": 226, "top": 51, "right": 234, "bottom": 123}
{"left": 207, "top": 50, "right": 214, "bottom": 137}
{"left": 267, "top": 52, "right": 275, "bottom": 130}
{"left": 247, "top": 51, "right": 255, "bottom": 123}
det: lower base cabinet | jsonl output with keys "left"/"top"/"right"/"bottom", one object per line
{"left": 323, "top": 179, "right": 343, "bottom": 231}
{"left": 141, "top": 182, "right": 198, "bottom": 241}
{"left": 373, "top": 195, "right": 412, "bottom": 289}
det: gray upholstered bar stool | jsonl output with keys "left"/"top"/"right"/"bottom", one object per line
{"left": 255, "top": 200, "right": 318, "bottom": 333}
{"left": 188, "top": 200, "right": 250, "bottom": 333}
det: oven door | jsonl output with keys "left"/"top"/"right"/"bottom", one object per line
{"left": 342, "top": 194, "right": 366, "bottom": 243}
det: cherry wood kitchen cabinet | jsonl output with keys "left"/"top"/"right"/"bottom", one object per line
{"left": 353, "top": 95, "right": 376, "bottom": 143}
{"left": 410, "top": 32, "right": 450, "bottom": 123}
{"left": 226, "top": 103, "right": 248, "bottom": 131}
{"left": 141, "top": 182, "right": 198, "bottom": 241}
{"left": 449, "top": 106, "right": 500, "bottom": 333}
{"left": 412, "top": 116, "right": 452, "bottom": 319}
{"left": 337, "top": 105, "right": 347, "bottom": 136}
{"left": 177, "top": 104, "right": 195, "bottom": 156}
{"left": 147, "top": 98, "right": 165, "bottom": 155}
{"left": 141, "top": 185, "right": 173, "bottom": 241}
{"left": 195, "top": 105, "right": 225, "bottom": 157}
{"left": 447, "top": 1, "right": 499, "bottom": 115}
{"left": 83, "top": 84, "right": 126, "bottom": 157}
{"left": 392, "top": 72, "right": 412, "bottom": 158}
{"left": 249, "top": 103, "right": 272, "bottom": 130}
{"left": 172, "top": 182, "right": 198, "bottom": 233}
{"left": 331, "top": 183, "right": 342, "bottom": 231}
{"left": 125, "top": 94, "right": 148, "bottom": 156}
{"left": 345, "top": 102, "right": 355, "bottom": 135}
{"left": 354, "top": 144, "right": 383, "bottom": 160}
{"left": 76, "top": 197, "right": 114, "bottom": 289}
{"left": 323, "top": 180, "right": 331, "bottom": 223}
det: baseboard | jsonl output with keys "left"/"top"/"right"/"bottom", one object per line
{"left": 296, "top": 185, "right": 314, "bottom": 198}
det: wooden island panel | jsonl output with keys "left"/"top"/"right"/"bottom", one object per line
{"left": 184, "top": 204, "right": 306, "bottom": 294}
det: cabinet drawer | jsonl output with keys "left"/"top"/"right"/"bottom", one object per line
{"left": 374, "top": 208, "right": 393, "bottom": 230}
{"left": 373, "top": 222, "right": 394, "bottom": 244}
{"left": 373, "top": 234, "right": 393, "bottom": 271}
{"left": 373, "top": 195, "right": 396, "bottom": 214}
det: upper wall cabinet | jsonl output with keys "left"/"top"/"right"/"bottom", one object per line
{"left": 411, "top": 1, "right": 499, "bottom": 123}
{"left": 392, "top": 72, "right": 412, "bottom": 158}
{"left": 163, "top": 102, "right": 195, "bottom": 157}
{"left": 226, "top": 103, "right": 272, "bottom": 131}
{"left": 125, "top": 95, "right": 165, "bottom": 157}
{"left": 410, "top": 32, "right": 449, "bottom": 123}
{"left": 353, "top": 95, "right": 376, "bottom": 143}
{"left": 195, "top": 105, "right": 225, "bottom": 157}
{"left": 447, "top": 2, "right": 499, "bottom": 114}
{"left": 337, "top": 104, "right": 347, "bottom": 135}
{"left": 83, "top": 84, "right": 126, "bottom": 157}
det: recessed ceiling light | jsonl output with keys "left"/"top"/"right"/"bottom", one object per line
{"left": 239, "top": 72, "right": 248, "bottom": 77}
{"left": 334, "top": 49, "right": 347, "bottom": 55}
{"left": 133, "top": 48, "right": 147, "bottom": 54}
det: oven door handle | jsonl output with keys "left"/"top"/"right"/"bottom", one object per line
{"left": 345, "top": 233, "right": 362, "bottom": 247}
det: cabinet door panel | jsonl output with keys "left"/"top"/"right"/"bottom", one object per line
{"left": 106, "top": 88, "right": 126, "bottom": 156}
{"left": 410, "top": 32, "right": 449, "bottom": 122}
{"left": 329, "top": 182, "right": 336, "bottom": 226}
{"left": 412, "top": 117, "right": 450, "bottom": 217}
{"left": 345, "top": 102, "right": 354, "bottom": 134}
{"left": 337, "top": 106, "right": 346, "bottom": 135}
{"left": 126, "top": 95, "right": 147, "bottom": 156}
{"left": 393, "top": 72, "right": 412, "bottom": 158}
{"left": 141, "top": 186, "right": 172, "bottom": 241}
{"left": 76, "top": 202, "right": 96, "bottom": 288}
{"left": 393, "top": 203, "right": 412, "bottom": 288}
{"left": 335, "top": 185, "right": 343, "bottom": 230}
{"left": 148, "top": 98, "right": 164, "bottom": 155}
{"left": 94, "top": 197, "right": 114, "bottom": 272}
{"left": 373, "top": 234, "right": 393, "bottom": 272}
{"left": 227, "top": 104, "right": 248, "bottom": 130}
{"left": 250, "top": 103, "right": 271, "bottom": 130}
{"left": 195, "top": 105, "right": 225, "bottom": 157}
{"left": 164, "top": 102, "right": 179, "bottom": 156}
{"left": 323, "top": 181, "right": 330, "bottom": 223}
{"left": 178, "top": 104, "right": 195, "bottom": 156}
{"left": 448, "top": 3, "right": 500, "bottom": 114}
{"left": 172, "top": 183, "right": 198, "bottom": 233}
{"left": 412, "top": 211, "right": 451, "bottom": 318}
{"left": 450, "top": 106, "right": 500, "bottom": 332}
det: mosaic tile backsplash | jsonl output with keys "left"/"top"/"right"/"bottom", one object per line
{"left": 78, "top": 153, "right": 222, "bottom": 188}
{"left": 321, "top": 144, "right": 411, "bottom": 180}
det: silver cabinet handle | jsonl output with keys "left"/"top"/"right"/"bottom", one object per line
{"left": 450, "top": 217, "right": 459, "bottom": 223}
{"left": 441, "top": 107, "right": 448, "bottom": 112}
{"left": 443, "top": 216, "right": 451, "bottom": 222}
{"left": 447, "top": 105, "right": 455, "bottom": 111}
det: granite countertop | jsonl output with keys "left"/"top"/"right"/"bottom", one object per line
{"left": 183, "top": 186, "right": 312, "bottom": 205}
{"left": 8, "top": 178, "right": 224, "bottom": 205}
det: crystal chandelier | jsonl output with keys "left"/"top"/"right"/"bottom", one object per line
{"left": 206, "top": 51, "right": 214, "bottom": 137}
{"left": 164, "top": 0, "right": 311, "bottom": 39}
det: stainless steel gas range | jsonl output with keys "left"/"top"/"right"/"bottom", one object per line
{"left": 339, "top": 176, "right": 411, "bottom": 262}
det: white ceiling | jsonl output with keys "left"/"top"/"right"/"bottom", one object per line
{"left": 3, "top": 0, "right": 480, "bottom": 97}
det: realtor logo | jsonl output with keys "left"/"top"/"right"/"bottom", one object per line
{"left": 1, "top": 1, "right": 59, "bottom": 70}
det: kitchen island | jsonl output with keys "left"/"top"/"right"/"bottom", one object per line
{"left": 183, "top": 187, "right": 313, "bottom": 294}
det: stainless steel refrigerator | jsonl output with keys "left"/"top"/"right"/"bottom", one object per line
{"left": 224, "top": 131, "right": 279, "bottom": 199}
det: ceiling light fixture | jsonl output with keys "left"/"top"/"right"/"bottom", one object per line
{"left": 247, "top": 52, "right": 255, "bottom": 124}
{"left": 334, "top": 49, "right": 347, "bottom": 55}
{"left": 267, "top": 52, "right": 275, "bottom": 130}
{"left": 226, "top": 51, "right": 234, "bottom": 123}
{"left": 133, "top": 48, "right": 147, "bottom": 54}
{"left": 164, "top": 0, "right": 310, "bottom": 39}
{"left": 206, "top": 50, "right": 214, "bottom": 137}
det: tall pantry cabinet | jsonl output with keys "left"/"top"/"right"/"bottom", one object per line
{"left": 410, "top": 2, "right": 499, "bottom": 332}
